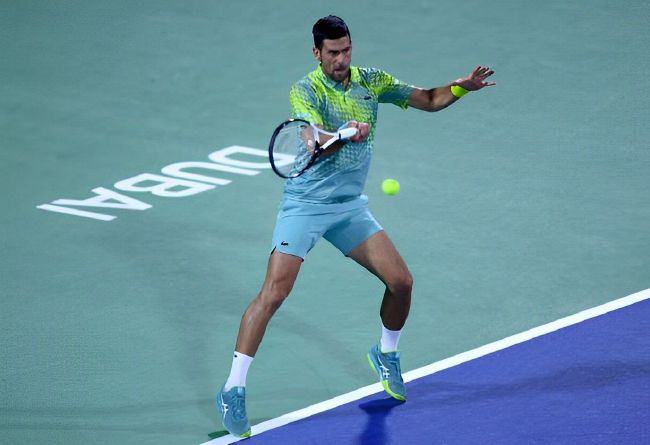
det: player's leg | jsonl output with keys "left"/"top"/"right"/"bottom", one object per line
{"left": 348, "top": 230, "right": 412, "bottom": 402}
{"left": 218, "top": 208, "right": 325, "bottom": 438}
{"left": 217, "top": 250, "right": 301, "bottom": 438}
{"left": 227, "top": 210, "right": 320, "bottom": 385}
{"left": 235, "top": 250, "right": 303, "bottom": 356}
{"left": 324, "top": 205, "right": 412, "bottom": 400}
{"left": 347, "top": 230, "right": 413, "bottom": 331}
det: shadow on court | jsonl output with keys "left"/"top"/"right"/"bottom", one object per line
{"left": 357, "top": 397, "right": 404, "bottom": 444}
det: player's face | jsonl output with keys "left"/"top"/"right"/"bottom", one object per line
{"left": 314, "top": 36, "right": 352, "bottom": 83}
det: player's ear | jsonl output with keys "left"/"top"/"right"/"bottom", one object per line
{"left": 312, "top": 47, "right": 321, "bottom": 62}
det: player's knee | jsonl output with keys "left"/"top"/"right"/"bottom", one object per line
{"left": 259, "top": 281, "right": 293, "bottom": 314}
{"left": 388, "top": 271, "right": 413, "bottom": 298}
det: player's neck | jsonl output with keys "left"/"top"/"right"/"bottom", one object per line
{"left": 320, "top": 65, "right": 351, "bottom": 88}
{"left": 341, "top": 71, "right": 351, "bottom": 88}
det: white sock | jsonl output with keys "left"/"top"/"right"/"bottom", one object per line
{"left": 224, "top": 351, "right": 254, "bottom": 390}
{"left": 380, "top": 325, "right": 402, "bottom": 352}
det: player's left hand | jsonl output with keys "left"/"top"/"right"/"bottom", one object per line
{"left": 455, "top": 65, "right": 496, "bottom": 91}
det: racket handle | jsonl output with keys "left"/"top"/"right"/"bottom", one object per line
{"left": 319, "top": 126, "right": 359, "bottom": 150}
{"left": 338, "top": 127, "right": 358, "bottom": 140}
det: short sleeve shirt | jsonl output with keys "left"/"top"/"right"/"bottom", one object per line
{"left": 285, "top": 65, "right": 414, "bottom": 204}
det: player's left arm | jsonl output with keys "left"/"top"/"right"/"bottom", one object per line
{"left": 408, "top": 65, "right": 495, "bottom": 112}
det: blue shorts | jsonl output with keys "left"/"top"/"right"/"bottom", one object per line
{"left": 271, "top": 195, "right": 382, "bottom": 260}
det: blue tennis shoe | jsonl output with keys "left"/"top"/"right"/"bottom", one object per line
{"left": 367, "top": 344, "right": 407, "bottom": 401}
{"left": 216, "top": 385, "right": 251, "bottom": 438}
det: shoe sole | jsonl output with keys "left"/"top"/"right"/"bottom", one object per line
{"left": 367, "top": 353, "right": 407, "bottom": 402}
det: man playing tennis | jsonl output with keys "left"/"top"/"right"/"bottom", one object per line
{"left": 217, "top": 15, "right": 495, "bottom": 438}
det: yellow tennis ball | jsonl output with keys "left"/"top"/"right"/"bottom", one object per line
{"left": 381, "top": 178, "right": 400, "bottom": 195}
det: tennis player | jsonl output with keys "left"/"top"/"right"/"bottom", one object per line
{"left": 217, "top": 15, "right": 495, "bottom": 438}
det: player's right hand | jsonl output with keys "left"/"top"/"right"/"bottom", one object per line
{"left": 346, "top": 120, "right": 370, "bottom": 142}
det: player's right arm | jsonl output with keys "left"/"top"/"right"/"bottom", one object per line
{"left": 289, "top": 82, "right": 368, "bottom": 148}
{"left": 342, "top": 121, "right": 369, "bottom": 142}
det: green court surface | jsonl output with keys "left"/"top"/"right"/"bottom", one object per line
{"left": 1, "top": 1, "right": 648, "bottom": 444}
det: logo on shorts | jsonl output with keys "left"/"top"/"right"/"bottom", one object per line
{"left": 281, "top": 241, "right": 289, "bottom": 246}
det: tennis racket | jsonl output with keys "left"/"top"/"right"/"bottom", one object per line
{"left": 268, "top": 119, "right": 358, "bottom": 178}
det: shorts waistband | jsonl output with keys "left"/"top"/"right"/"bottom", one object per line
{"left": 279, "top": 195, "right": 369, "bottom": 216}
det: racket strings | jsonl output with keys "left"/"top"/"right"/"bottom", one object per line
{"left": 271, "top": 122, "right": 316, "bottom": 177}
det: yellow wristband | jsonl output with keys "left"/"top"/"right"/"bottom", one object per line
{"left": 450, "top": 85, "right": 469, "bottom": 98}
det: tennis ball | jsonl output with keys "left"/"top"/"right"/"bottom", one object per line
{"left": 381, "top": 178, "right": 400, "bottom": 196}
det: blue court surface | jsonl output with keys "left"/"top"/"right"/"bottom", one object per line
{"left": 210, "top": 295, "right": 649, "bottom": 444}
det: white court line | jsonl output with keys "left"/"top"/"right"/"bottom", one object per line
{"left": 203, "top": 288, "right": 650, "bottom": 445}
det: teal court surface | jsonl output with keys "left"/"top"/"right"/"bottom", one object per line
{"left": 1, "top": 1, "right": 649, "bottom": 444}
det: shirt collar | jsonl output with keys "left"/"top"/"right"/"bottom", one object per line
{"left": 316, "top": 65, "right": 359, "bottom": 90}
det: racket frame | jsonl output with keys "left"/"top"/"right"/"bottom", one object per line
{"left": 268, "top": 119, "right": 356, "bottom": 179}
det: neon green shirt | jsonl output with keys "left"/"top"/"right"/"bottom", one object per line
{"left": 285, "top": 65, "right": 414, "bottom": 204}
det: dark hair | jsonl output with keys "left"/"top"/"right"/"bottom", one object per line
{"left": 312, "top": 15, "right": 351, "bottom": 49}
